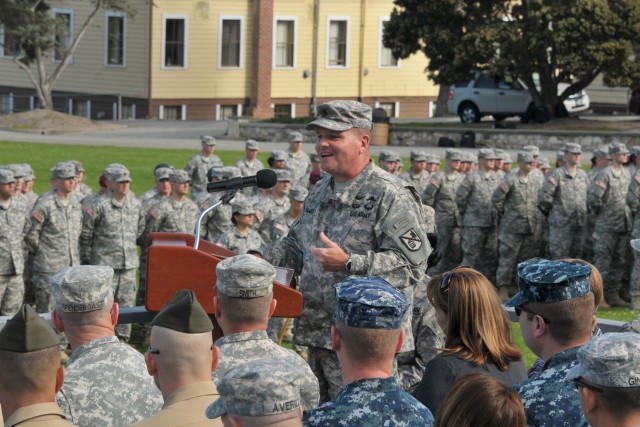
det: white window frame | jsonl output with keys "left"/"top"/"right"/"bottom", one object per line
{"left": 218, "top": 15, "right": 244, "bottom": 69}
{"left": 272, "top": 16, "right": 298, "bottom": 69}
{"left": 161, "top": 14, "right": 188, "bottom": 70}
{"left": 0, "top": 25, "right": 17, "bottom": 58}
{"left": 378, "top": 17, "right": 400, "bottom": 69}
{"left": 52, "top": 8, "right": 74, "bottom": 63}
{"left": 325, "top": 16, "right": 350, "bottom": 69}
{"left": 104, "top": 11, "right": 127, "bottom": 67}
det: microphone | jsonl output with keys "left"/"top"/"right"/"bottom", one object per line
{"left": 206, "top": 169, "right": 277, "bottom": 193}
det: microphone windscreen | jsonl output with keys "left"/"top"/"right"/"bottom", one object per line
{"left": 256, "top": 169, "right": 277, "bottom": 189}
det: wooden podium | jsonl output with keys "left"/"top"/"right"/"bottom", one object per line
{"left": 146, "top": 232, "right": 302, "bottom": 339}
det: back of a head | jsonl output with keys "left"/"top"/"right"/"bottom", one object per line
{"left": 435, "top": 373, "right": 526, "bottom": 427}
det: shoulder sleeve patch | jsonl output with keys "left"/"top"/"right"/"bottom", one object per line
{"left": 597, "top": 180, "right": 607, "bottom": 190}
{"left": 83, "top": 207, "right": 95, "bottom": 218}
{"left": 383, "top": 215, "right": 431, "bottom": 266}
{"left": 459, "top": 178, "right": 470, "bottom": 188}
{"left": 548, "top": 176, "right": 558, "bottom": 186}
{"left": 31, "top": 211, "right": 44, "bottom": 223}
{"left": 275, "top": 223, "right": 285, "bottom": 231}
{"left": 635, "top": 175, "right": 640, "bottom": 185}
{"left": 499, "top": 182, "right": 510, "bottom": 193}
{"left": 430, "top": 179, "right": 440, "bottom": 188}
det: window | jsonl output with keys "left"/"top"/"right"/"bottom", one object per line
{"left": 162, "top": 106, "right": 182, "bottom": 120}
{"left": 377, "top": 102, "right": 396, "bottom": 118}
{"left": 0, "top": 25, "right": 20, "bottom": 58}
{"left": 274, "top": 104, "right": 293, "bottom": 118}
{"left": 72, "top": 100, "right": 90, "bottom": 118}
{"left": 54, "top": 10, "right": 73, "bottom": 62}
{"left": 220, "top": 17, "right": 242, "bottom": 68}
{"left": 105, "top": 13, "right": 126, "bottom": 66}
{"left": 379, "top": 18, "right": 398, "bottom": 68}
{"left": 163, "top": 16, "right": 187, "bottom": 68}
{"left": 274, "top": 19, "right": 295, "bottom": 68}
{"left": 327, "top": 18, "right": 348, "bottom": 68}
{"left": 219, "top": 105, "right": 239, "bottom": 120}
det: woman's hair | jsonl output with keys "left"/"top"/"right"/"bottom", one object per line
{"left": 564, "top": 258, "right": 602, "bottom": 310}
{"left": 427, "top": 267, "right": 522, "bottom": 369}
{"left": 435, "top": 373, "right": 526, "bottom": 427}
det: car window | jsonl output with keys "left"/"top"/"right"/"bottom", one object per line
{"left": 474, "top": 74, "right": 497, "bottom": 89}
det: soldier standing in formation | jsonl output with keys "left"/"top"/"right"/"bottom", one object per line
{"left": 286, "top": 131, "right": 312, "bottom": 184}
{"left": 254, "top": 169, "right": 291, "bottom": 243}
{"left": 399, "top": 151, "right": 430, "bottom": 196}
{"left": 216, "top": 201, "right": 264, "bottom": 254}
{"left": 184, "top": 135, "right": 223, "bottom": 200}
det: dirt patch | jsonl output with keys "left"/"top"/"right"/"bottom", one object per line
{"left": 0, "top": 109, "right": 126, "bottom": 134}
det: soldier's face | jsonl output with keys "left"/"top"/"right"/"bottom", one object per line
{"left": 411, "top": 161, "right": 427, "bottom": 173}
{"left": 0, "top": 182, "right": 15, "bottom": 199}
{"left": 55, "top": 177, "right": 77, "bottom": 195}
{"left": 202, "top": 144, "right": 215, "bottom": 156}
{"left": 172, "top": 181, "right": 190, "bottom": 197}
{"left": 156, "top": 178, "right": 171, "bottom": 196}
{"left": 446, "top": 159, "right": 461, "bottom": 172}
{"left": 272, "top": 160, "right": 286, "bottom": 169}
{"left": 612, "top": 152, "right": 628, "bottom": 165}
{"left": 380, "top": 160, "right": 398, "bottom": 173}
{"left": 315, "top": 127, "right": 369, "bottom": 183}
{"left": 564, "top": 152, "right": 581, "bottom": 167}
{"left": 520, "top": 162, "right": 533, "bottom": 174}
{"left": 22, "top": 180, "right": 34, "bottom": 193}
{"left": 274, "top": 181, "right": 291, "bottom": 197}
{"left": 235, "top": 213, "right": 254, "bottom": 227}
{"left": 426, "top": 162, "right": 439, "bottom": 173}
{"left": 289, "top": 140, "right": 302, "bottom": 153}
{"left": 112, "top": 181, "right": 130, "bottom": 198}
{"left": 245, "top": 149, "right": 258, "bottom": 160}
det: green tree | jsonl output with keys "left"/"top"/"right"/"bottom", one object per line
{"left": 0, "top": 0, "right": 134, "bottom": 110}
{"left": 384, "top": 0, "right": 640, "bottom": 118}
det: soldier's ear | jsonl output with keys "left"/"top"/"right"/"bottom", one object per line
{"left": 51, "top": 310, "right": 65, "bottom": 333}
{"left": 55, "top": 365, "right": 65, "bottom": 393}
{"left": 213, "top": 296, "right": 222, "bottom": 318}
{"left": 268, "top": 298, "right": 277, "bottom": 319}
{"left": 211, "top": 345, "right": 220, "bottom": 371}
{"left": 144, "top": 351, "right": 156, "bottom": 376}
{"left": 394, "top": 329, "right": 405, "bottom": 354}
{"left": 331, "top": 325, "right": 341, "bottom": 352}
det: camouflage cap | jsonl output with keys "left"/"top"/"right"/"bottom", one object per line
{"left": 69, "top": 160, "right": 85, "bottom": 173}
{"left": 562, "top": 143, "right": 582, "bottom": 154}
{"left": 206, "top": 359, "right": 301, "bottom": 419}
{"left": 201, "top": 135, "right": 216, "bottom": 146}
{"left": 288, "top": 131, "right": 304, "bottom": 142}
{"left": 306, "top": 100, "right": 373, "bottom": 132}
{"left": 592, "top": 146, "right": 611, "bottom": 160}
{"left": 21, "top": 163, "right": 35, "bottom": 181}
{"left": 275, "top": 169, "right": 292, "bottom": 182}
{"left": 310, "top": 153, "right": 320, "bottom": 163}
{"left": 425, "top": 153, "right": 441, "bottom": 164}
{"left": 468, "top": 153, "right": 479, "bottom": 164}
{"left": 215, "top": 254, "right": 275, "bottom": 298}
{"left": 523, "top": 145, "right": 540, "bottom": 156}
{"left": 631, "top": 145, "right": 640, "bottom": 156}
{"left": 207, "top": 166, "right": 226, "bottom": 182}
{"left": 154, "top": 163, "right": 172, "bottom": 171}
{"left": 288, "top": 186, "right": 308, "bottom": 202}
{"left": 0, "top": 304, "right": 59, "bottom": 352}
{"left": 50, "top": 161, "right": 77, "bottom": 180}
{"left": 170, "top": 170, "right": 191, "bottom": 183}
{"left": 566, "top": 332, "right": 640, "bottom": 388}
{"left": 410, "top": 151, "right": 428, "bottom": 162}
{"left": 231, "top": 201, "right": 255, "bottom": 216}
{"left": 107, "top": 167, "right": 132, "bottom": 183}
{"left": 106, "top": 163, "right": 127, "bottom": 170}
{"left": 478, "top": 148, "right": 498, "bottom": 160}
{"left": 3, "top": 163, "right": 26, "bottom": 178}
{"left": 154, "top": 167, "right": 173, "bottom": 181}
{"left": 609, "top": 141, "right": 630, "bottom": 155}
{"left": 539, "top": 157, "right": 550, "bottom": 169}
{"left": 379, "top": 150, "right": 401, "bottom": 162}
{"left": 151, "top": 289, "right": 213, "bottom": 333}
{"left": 556, "top": 150, "right": 565, "bottom": 162}
{"left": 271, "top": 150, "right": 288, "bottom": 162}
{"left": 334, "top": 276, "right": 409, "bottom": 329}
{"left": 517, "top": 151, "right": 535, "bottom": 163}
{"left": 222, "top": 166, "right": 242, "bottom": 179}
{"left": 245, "top": 139, "right": 259, "bottom": 150}
{"left": 493, "top": 149, "right": 506, "bottom": 160}
{"left": 0, "top": 169, "right": 16, "bottom": 184}
{"left": 445, "top": 149, "right": 463, "bottom": 161}
{"left": 505, "top": 258, "right": 591, "bottom": 307}
{"left": 502, "top": 153, "right": 512, "bottom": 163}
{"left": 51, "top": 265, "right": 115, "bottom": 313}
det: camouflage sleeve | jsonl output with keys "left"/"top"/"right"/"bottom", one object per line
{"left": 184, "top": 156, "right": 197, "bottom": 179}
{"left": 587, "top": 171, "right": 608, "bottom": 214}
{"left": 136, "top": 208, "right": 146, "bottom": 241}
{"left": 538, "top": 172, "right": 558, "bottom": 215}
{"left": 627, "top": 174, "right": 640, "bottom": 214}
{"left": 256, "top": 223, "right": 304, "bottom": 274}
{"left": 421, "top": 176, "right": 439, "bottom": 206}
{"left": 79, "top": 201, "right": 99, "bottom": 264}
{"left": 455, "top": 175, "right": 472, "bottom": 215}
{"left": 269, "top": 218, "right": 285, "bottom": 242}
{"left": 137, "top": 205, "right": 162, "bottom": 247}
{"left": 491, "top": 177, "right": 510, "bottom": 215}
{"left": 24, "top": 199, "right": 48, "bottom": 254}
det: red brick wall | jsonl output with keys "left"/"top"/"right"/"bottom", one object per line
{"left": 249, "top": 0, "right": 274, "bottom": 118}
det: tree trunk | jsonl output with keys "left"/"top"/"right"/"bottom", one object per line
{"left": 433, "top": 85, "right": 450, "bottom": 117}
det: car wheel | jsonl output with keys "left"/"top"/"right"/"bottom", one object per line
{"left": 520, "top": 103, "right": 535, "bottom": 124}
{"left": 459, "top": 103, "right": 480, "bottom": 123}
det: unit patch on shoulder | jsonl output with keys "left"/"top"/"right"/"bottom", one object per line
{"left": 400, "top": 228, "right": 422, "bottom": 251}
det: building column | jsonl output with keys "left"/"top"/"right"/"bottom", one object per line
{"left": 249, "top": 0, "right": 273, "bottom": 118}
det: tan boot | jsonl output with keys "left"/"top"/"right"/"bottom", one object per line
{"left": 605, "top": 291, "right": 630, "bottom": 308}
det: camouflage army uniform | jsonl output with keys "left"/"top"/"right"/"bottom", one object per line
{"left": 492, "top": 171, "right": 541, "bottom": 291}
{"left": 287, "top": 150, "right": 312, "bottom": 184}
{"left": 255, "top": 196, "right": 290, "bottom": 243}
{"left": 269, "top": 211, "right": 298, "bottom": 242}
{"left": 538, "top": 166, "right": 589, "bottom": 259}
{"left": 25, "top": 190, "right": 82, "bottom": 313}
{"left": 257, "top": 162, "right": 431, "bottom": 401}
{"left": 56, "top": 336, "right": 163, "bottom": 427}
{"left": 422, "top": 170, "right": 463, "bottom": 274}
{"left": 141, "top": 196, "right": 199, "bottom": 242}
{"left": 399, "top": 170, "right": 430, "bottom": 197}
{"left": 216, "top": 226, "right": 264, "bottom": 254}
{"left": 184, "top": 153, "right": 223, "bottom": 200}
{"left": 627, "top": 174, "right": 640, "bottom": 301}
{"left": 199, "top": 192, "right": 247, "bottom": 243}
{"left": 234, "top": 157, "right": 265, "bottom": 198}
{"left": 212, "top": 330, "right": 320, "bottom": 410}
{"left": 136, "top": 193, "right": 167, "bottom": 306}
{"left": 22, "top": 190, "right": 39, "bottom": 212}
{"left": 75, "top": 182, "right": 92, "bottom": 200}
{"left": 302, "top": 377, "right": 434, "bottom": 426}
{"left": 80, "top": 192, "right": 144, "bottom": 339}
{"left": 455, "top": 170, "right": 499, "bottom": 283}
{"left": 588, "top": 166, "right": 632, "bottom": 294}
{"left": 139, "top": 187, "right": 159, "bottom": 204}
{"left": 397, "top": 277, "right": 444, "bottom": 393}
{"left": 514, "top": 346, "right": 587, "bottom": 427}
{"left": 583, "top": 166, "right": 605, "bottom": 262}
{"left": 0, "top": 196, "right": 29, "bottom": 315}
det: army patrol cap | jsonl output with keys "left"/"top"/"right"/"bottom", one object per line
{"left": 425, "top": 153, "right": 441, "bottom": 164}
{"left": 306, "top": 100, "right": 373, "bottom": 132}
{"left": 50, "top": 161, "right": 77, "bottom": 180}
{"left": 505, "top": 258, "right": 591, "bottom": 307}
{"left": 51, "top": 265, "right": 115, "bottom": 313}
{"left": 493, "top": 149, "right": 507, "bottom": 160}
{"left": 592, "top": 147, "right": 611, "bottom": 160}
{"left": 0, "top": 304, "right": 59, "bottom": 352}
{"left": 231, "top": 201, "right": 255, "bottom": 216}
{"left": 216, "top": 254, "right": 275, "bottom": 298}
{"left": 206, "top": 359, "right": 301, "bottom": 419}
{"left": 410, "top": 151, "right": 428, "bottom": 162}
{"left": 3, "top": 164, "right": 26, "bottom": 178}
{"left": 517, "top": 152, "right": 535, "bottom": 163}
{"left": 566, "top": 332, "right": 640, "bottom": 388}
{"left": 0, "top": 169, "right": 16, "bottom": 184}
{"left": 170, "top": 170, "right": 191, "bottom": 183}
{"left": 502, "top": 153, "right": 512, "bottom": 164}
{"left": 563, "top": 143, "right": 582, "bottom": 154}
{"left": 539, "top": 157, "right": 550, "bottom": 169}
{"left": 70, "top": 160, "right": 85, "bottom": 173}
{"left": 107, "top": 167, "right": 132, "bottom": 183}
{"left": 523, "top": 145, "right": 540, "bottom": 156}
{"left": 222, "top": 166, "right": 242, "bottom": 179}
{"left": 207, "top": 166, "right": 225, "bottom": 181}
{"left": 271, "top": 150, "right": 288, "bottom": 162}
{"left": 379, "top": 150, "right": 401, "bottom": 162}
{"left": 556, "top": 150, "right": 565, "bottom": 162}
{"left": 478, "top": 148, "right": 499, "bottom": 160}
{"left": 631, "top": 145, "right": 640, "bottom": 156}
{"left": 201, "top": 135, "right": 216, "bottom": 146}
{"left": 22, "top": 163, "right": 35, "bottom": 181}
{"left": 154, "top": 167, "right": 173, "bottom": 181}
{"left": 275, "top": 169, "right": 292, "bottom": 182}
{"left": 334, "top": 276, "right": 410, "bottom": 329}
{"left": 151, "top": 289, "right": 213, "bottom": 333}
{"left": 288, "top": 186, "right": 308, "bottom": 202}
{"left": 288, "top": 131, "right": 304, "bottom": 142}
{"left": 609, "top": 141, "right": 630, "bottom": 155}
{"left": 245, "top": 139, "right": 259, "bottom": 150}
{"left": 445, "top": 149, "right": 463, "bottom": 161}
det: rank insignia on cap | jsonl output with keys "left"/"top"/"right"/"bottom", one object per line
{"left": 400, "top": 228, "right": 422, "bottom": 251}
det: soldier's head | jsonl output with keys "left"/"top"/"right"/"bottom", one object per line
{"left": 331, "top": 276, "right": 408, "bottom": 371}
{"left": 425, "top": 153, "right": 441, "bottom": 174}
{"left": 50, "top": 161, "right": 78, "bottom": 196}
{"left": 206, "top": 359, "right": 303, "bottom": 426}
{"left": 245, "top": 139, "right": 259, "bottom": 160}
{"left": 566, "top": 333, "right": 640, "bottom": 427}
{"left": 378, "top": 150, "right": 401, "bottom": 173}
{"left": 288, "top": 131, "right": 304, "bottom": 154}
{"left": 231, "top": 201, "right": 255, "bottom": 228}
{"left": 477, "top": 149, "right": 497, "bottom": 172}
{"left": 609, "top": 142, "right": 629, "bottom": 166}
{"left": 200, "top": 135, "right": 216, "bottom": 155}
{"left": 0, "top": 169, "right": 16, "bottom": 201}
{"left": 0, "top": 305, "right": 64, "bottom": 415}
{"left": 502, "top": 153, "right": 513, "bottom": 173}
{"left": 154, "top": 166, "right": 173, "bottom": 196}
{"left": 409, "top": 151, "right": 428, "bottom": 174}
{"left": 2, "top": 164, "right": 25, "bottom": 193}
{"left": 563, "top": 143, "right": 582, "bottom": 167}
{"left": 169, "top": 170, "right": 191, "bottom": 198}
{"left": 493, "top": 149, "right": 506, "bottom": 171}
{"left": 445, "top": 149, "right": 462, "bottom": 172}
{"left": 288, "top": 186, "right": 308, "bottom": 218}
{"left": 306, "top": 100, "right": 373, "bottom": 183}
{"left": 591, "top": 147, "right": 611, "bottom": 169}
{"left": 517, "top": 152, "right": 535, "bottom": 174}
{"left": 506, "top": 259, "right": 594, "bottom": 358}
{"left": 273, "top": 170, "right": 292, "bottom": 198}
{"left": 213, "top": 255, "right": 277, "bottom": 333}
{"left": 21, "top": 164, "right": 36, "bottom": 193}
{"left": 145, "top": 290, "right": 217, "bottom": 398}
{"left": 106, "top": 166, "right": 132, "bottom": 199}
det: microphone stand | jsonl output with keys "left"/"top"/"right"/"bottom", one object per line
{"left": 193, "top": 191, "right": 237, "bottom": 250}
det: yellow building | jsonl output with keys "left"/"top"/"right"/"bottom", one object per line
{"left": 0, "top": 0, "right": 438, "bottom": 119}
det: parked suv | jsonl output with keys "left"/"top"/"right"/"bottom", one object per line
{"left": 447, "top": 72, "right": 590, "bottom": 123}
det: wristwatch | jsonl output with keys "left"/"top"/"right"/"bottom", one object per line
{"left": 345, "top": 257, "right": 352, "bottom": 272}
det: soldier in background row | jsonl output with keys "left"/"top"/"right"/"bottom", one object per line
{"left": 378, "top": 150, "right": 402, "bottom": 175}
{"left": 493, "top": 148, "right": 507, "bottom": 180}
{"left": 502, "top": 153, "right": 513, "bottom": 174}
{"left": 269, "top": 186, "right": 308, "bottom": 243}
{"left": 235, "top": 139, "right": 264, "bottom": 198}
{"left": 1, "top": 164, "right": 27, "bottom": 209}
{"left": 626, "top": 165, "right": 640, "bottom": 310}
{"left": 200, "top": 166, "right": 245, "bottom": 243}
{"left": 255, "top": 169, "right": 291, "bottom": 243}
{"left": 70, "top": 160, "right": 92, "bottom": 200}
{"left": 584, "top": 147, "right": 611, "bottom": 262}
{"left": 286, "top": 131, "right": 312, "bottom": 184}
{"left": 184, "top": 135, "right": 223, "bottom": 201}
{"left": 216, "top": 201, "right": 264, "bottom": 254}
{"left": 139, "top": 164, "right": 173, "bottom": 204}
{"left": 399, "top": 151, "right": 430, "bottom": 196}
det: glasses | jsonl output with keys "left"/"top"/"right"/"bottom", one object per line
{"left": 515, "top": 305, "right": 551, "bottom": 324}
{"left": 573, "top": 377, "right": 604, "bottom": 393}
{"left": 440, "top": 265, "right": 470, "bottom": 292}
